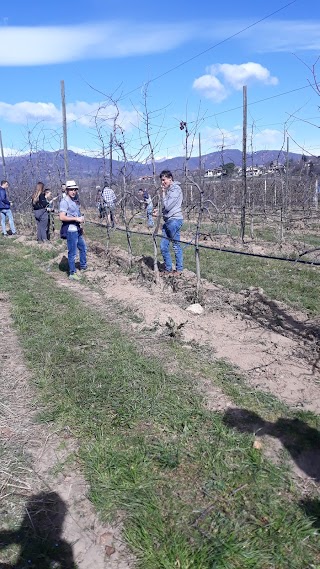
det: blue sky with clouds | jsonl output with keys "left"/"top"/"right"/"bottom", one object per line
{"left": 1, "top": 0, "right": 320, "bottom": 161}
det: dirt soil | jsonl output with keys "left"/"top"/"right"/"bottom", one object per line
{"left": 54, "top": 243, "right": 320, "bottom": 415}
{"left": 0, "top": 292, "right": 132, "bottom": 569}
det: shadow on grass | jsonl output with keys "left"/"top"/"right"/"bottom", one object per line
{"left": 58, "top": 255, "right": 69, "bottom": 274}
{"left": 223, "top": 408, "right": 320, "bottom": 481}
{"left": 299, "top": 498, "right": 320, "bottom": 529}
{"left": 0, "top": 491, "right": 75, "bottom": 568}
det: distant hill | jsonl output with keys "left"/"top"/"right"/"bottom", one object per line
{"left": 4, "top": 148, "right": 303, "bottom": 186}
{"left": 162, "top": 149, "right": 302, "bottom": 172}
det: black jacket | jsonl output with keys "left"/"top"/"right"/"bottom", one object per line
{"left": 32, "top": 193, "right": 49, "bottom": 210}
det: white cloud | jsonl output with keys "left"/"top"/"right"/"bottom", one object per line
{"left": 68, "top": 146, "right": 101, "bottom": 157}
{"left": 2, "top": 147, "right": 27, "bottom": 158}
{"left": 201, "top": 126, "right": 241, "bottom": 151}
{"left": 0, "top": 100, "right": 138, "bottom": 131}
{"left": 253, "top": 129, "right": 284, "bottom": 149}
{"left": 0, "top": 101, "right": 61, "bottom": 124}
{"left": 193, "top": 62, "right": 278, "bottom": 101}
{"left": 190, "top": 126, "right": 285, "bottom": 153}
{"left": 192, "top": 75, "right": 228, "bottom": 102}
{"left": 244, "top": 20, "right": 320, "bottom": 53}
{"left": 209, "top": 63, "right": 278, "bottom": 90}
{"left": 199, "top": 19, "right": 320, "bottom": 53}
{"left": 0, "top": 21, "right": 197, "bottom": 66}
{"left": 0, "top": 18, "right": 319, "bottom": 67}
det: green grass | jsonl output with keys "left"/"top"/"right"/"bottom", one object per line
{"left": 1, "top": 241, "right": 320, "bottom": 568}
{"left": 86, "top": 224, "right": 320, "bottom": 315}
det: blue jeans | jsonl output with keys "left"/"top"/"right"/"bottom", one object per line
{"left": 160, "top": 218, "right": 183, "bottom": 272}
{"left": 0, "top": 209, "right": 16, "bottom": 235}
{"left": 67, "top": 231, "right": 87, "bottom": 275}
{"left": 146, "top": 205, "right": 154, "bottom": 228}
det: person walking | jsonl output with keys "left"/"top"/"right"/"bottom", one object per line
{"left": 0, "top": 180, "right": 17, "bottom": 237}
{"left": 102, "top": 185, "right": 117, "bottom": 227}
{"left": 31, "top": 182, "right": 49, "bottom": 242}
{"left": 159, "top": 170, "right": 183, "bottom": 275}
{"left": 138, "top": 188, "right": 154, "bottom": 228}
{"left": 59, "top": 180, "right": 87, "bottom": 281}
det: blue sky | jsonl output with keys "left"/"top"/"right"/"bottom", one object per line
{"left": 1, "top": 0, "right": 320, "bottom": 163}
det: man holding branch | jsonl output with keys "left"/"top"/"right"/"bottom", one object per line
{"left": 159, "top": 170, "right": 183, "bottom": 276}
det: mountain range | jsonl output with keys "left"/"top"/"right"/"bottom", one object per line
{"left": 3, "top": 148, "right": 303, "bottom": 185}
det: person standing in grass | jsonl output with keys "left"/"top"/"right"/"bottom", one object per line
{"left": 31, "top": 182, "right": 49, "bottom": 242}
{"left": 44, "top": 189, "right": 57, "bottom": 240}
{"left": 0, "top": 180, "right": 17, "bottom": 237}
{"left": 138, "top": 188, "right": 154, "bottom": 228}
{"left": 59, "top": 180, "right": 87, "bottom": 281}
{"left": 102, "top": 184, "right": 117, "bottom": 227}
{"left": 159, "top": 170, "right": 183, "bottom": 275}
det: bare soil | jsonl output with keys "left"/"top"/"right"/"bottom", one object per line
{"left": 53, "top": 243, "right": 320, "bottom": 414}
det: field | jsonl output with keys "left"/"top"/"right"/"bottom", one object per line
{"left": 0, "top": 214, "right": 320, "bottom": 569}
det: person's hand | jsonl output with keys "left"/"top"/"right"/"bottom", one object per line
{"left": 77, "top": 216, "right": 85, "bottom": 223}
{"left": 9, "top": 201, "right": 13, "bottom": 206}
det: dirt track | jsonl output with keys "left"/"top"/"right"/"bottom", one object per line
{"left": 53, "top": 244, "right": 320, "bottom": 414}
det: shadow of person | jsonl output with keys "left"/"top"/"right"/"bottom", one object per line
{"left": 58, "top": 255, "right": 69, "bottom": 273}
{"left": 223, "top": 408, "right": 320, "bottom": 481}
{"left": 237, "top": 291, "right": 320, "bottom": 372}
{"left": 299, "top": 498, "right": 320, "bottom": 529}
{"left": 0, "top": 491, "right": 76, "bottom": 568}
{"left": 141, "top": 255, "right": 155, "bottom": 270}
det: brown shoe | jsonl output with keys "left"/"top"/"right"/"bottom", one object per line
{"left": 172, "top": 270, "right": 183, "bottom": 276}
{"left": 160, "top": 270, "right": 173, "bottom": 277}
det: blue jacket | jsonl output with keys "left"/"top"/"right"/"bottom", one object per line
{"left": 0, "top": 187, "right": 10, "bottom": 210}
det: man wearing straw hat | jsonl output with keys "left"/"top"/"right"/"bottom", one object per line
{"left": 59, "top": 180, "right": 87, "bottom": 281}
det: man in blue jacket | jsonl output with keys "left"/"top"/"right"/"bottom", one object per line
{"left": 159, "top": 170, "right": 183, "bottom": 275}
{"left": 0, "top": 180, "right": 17, "bottom": 236}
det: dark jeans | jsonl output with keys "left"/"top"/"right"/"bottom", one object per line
{"left": 34, "top": 208, "right": 48, "bottom": 241}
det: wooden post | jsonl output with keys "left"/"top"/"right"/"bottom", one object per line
{"left": 195, "top": 132, "right": 203, "bottom": 300}
{"left": 60, "top": 80, "right": 69, "bottom": 181}
{"left": 109, "top": 133, "right": 113, "bottom": 186}
{"left": 198, "top": 132, "right": 202, "bottom": 177}
{"left": 240, "top": 85, "right": 247, "bottom": 242}
{"left": 0, "top": 130, "right": 7, "bottom": 179}
{"left": 279, "top": 206, "right": 284, "bottom": 249}
{"left": 285, "top": 135, "right": 289, "bottom": 212}
{"left": 315, "top": 178, "right": 319, "bottom": 211}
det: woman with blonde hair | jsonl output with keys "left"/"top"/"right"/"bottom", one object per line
{"left": 32, "top": 181, "right": 49, "bottom": 242}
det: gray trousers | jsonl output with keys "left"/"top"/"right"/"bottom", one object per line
{"left": 34, "top": 208, "right": 49, "bottom": 241}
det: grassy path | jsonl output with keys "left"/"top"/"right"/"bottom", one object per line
{"left": 0, "top": 241, "right": 319, "bottom": 568}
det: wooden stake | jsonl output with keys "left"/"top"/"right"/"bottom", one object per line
{"left": 0, "top": 130, "right": 7, "bottom": 179}
{"left": 240, "top": 85, "right": 247, "bottom": 242}
{"left": 60, "top": 80, "right": 69, "bottom": 181}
